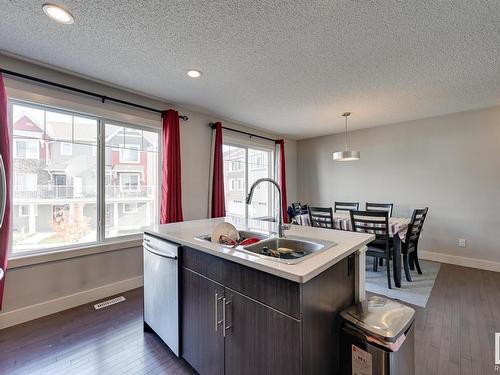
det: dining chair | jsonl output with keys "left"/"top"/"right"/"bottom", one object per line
{"left": 350, "top": 210, "right": 392, "bottom": 289}
{"left": 308, "top": 206, "right": 334, "bottom": 229}
{"left": 334, "top": 201, "right": 359, "bottom": 213}
{"left": 366, "top": 203, "right": 395, "bottom": 267}
{"left": 403, "top": 207, "right": 429, "bottom": 276}
{"left": 291, "top": 202, "right": 302, "bottom": 214}
{"left": 365, "top": 202, "right": 394, "bottom": 217}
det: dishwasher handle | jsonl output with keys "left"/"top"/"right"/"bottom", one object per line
{"left": 143, "top": 242, "right": 178, "bottom": 260}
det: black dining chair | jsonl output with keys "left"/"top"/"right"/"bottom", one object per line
{"left": 366, "top": 203, "right": 395, "bottom": 268}
{"left": 308, "top": 206, "right": 334, "bottom": 229}
{"left": 403, "top": 207, "right": 429, "bottom": 277}
{"left": 350, "top": 210, "right": 392, "bottom": 289}
{"left": 334, "top": 201, "right": 359, "bottom": 213}
{"left": 366, "top": 202, "right": 394, "bottom": 217}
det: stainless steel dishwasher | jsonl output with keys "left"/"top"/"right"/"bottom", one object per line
{"left": 143, "top": 233, "right": 180, "bottom": 356}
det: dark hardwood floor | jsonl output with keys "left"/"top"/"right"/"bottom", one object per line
{"left": 0, "top": 263, "right": 499, "bottom": 374}
{"left": 410, "top": 263, "right": 500, "bottom": 375}
{"left": 0, "top": 288, "right": 195, "bottom": 375}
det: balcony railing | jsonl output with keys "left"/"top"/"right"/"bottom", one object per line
{"left": 105, "top": 185, "right": 155, "bottom": 199}
{"left": 13, "top": 185, "right": 155, "bottom": 200}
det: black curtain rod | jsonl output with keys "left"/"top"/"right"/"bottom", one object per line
{"left": 0, "top": 68, "right": 188, "bottom": 121}
{"left": 209, "top": 122, "right": 276, "bottom": 142}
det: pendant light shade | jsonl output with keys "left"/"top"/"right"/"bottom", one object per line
{"left": 333, "top": 112, "right": 360, "bottom": 161}
{"left": 333, "top": 150, "right": 360, "bottom": 161}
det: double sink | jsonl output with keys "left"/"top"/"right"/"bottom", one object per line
{"left": 196, "top": 230, "right": 336, "bottom": 265}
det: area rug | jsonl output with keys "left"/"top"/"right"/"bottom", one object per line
{"left": 365, "top": 259, "right": 441, "bottom": 307}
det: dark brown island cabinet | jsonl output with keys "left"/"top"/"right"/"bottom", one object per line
{"left": 180, "top": 246, "right": 356, "bottom": 375}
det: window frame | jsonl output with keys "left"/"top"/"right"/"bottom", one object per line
{"left": 8, "top": 98, "right": 161, "bottom": 260}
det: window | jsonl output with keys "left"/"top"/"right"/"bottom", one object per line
{"left": 230, "top": 160, "right": 243, "bottom": 171}
{"left": 60, "top": 142, "right": 73, "bottom": 155}
{"left": 14, "top": 173, "right": 38, "bottom": 192}
{"left": 119, "top": 144, "right": 140, "bottom": 163}
{"left": 10, "top": 100, "right": 160, "bottom": 256}
{"left": 53, "top": 174, "right": 67, "bottom": 186}
{"left": 14, "top": 139, "right": 39, "bottom": 159}
{"left": 123, "top": 203, "right": 138, "bottom": 213}
{"left": 119, "top": 173, "right": 140, "bottom": 191}
{"left": 19, "top": 205, "right": 30, "bottom": 217}
{"left": 223, "top": 143, "right": 274, "bottom": 219}
{"left": 251, "top": 155, "right": 264, "bottom": 170}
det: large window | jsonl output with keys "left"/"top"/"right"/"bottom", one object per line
{"left": 10, "top": 100, "right": 160, "bottom": 256}
{"left": 223, "top": 142, "right": 274, "bottom": 219}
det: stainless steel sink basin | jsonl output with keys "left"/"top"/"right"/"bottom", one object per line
{"left": 195, "top": 231, "right": 336, "bottom": 265}
{"left": 195, "top": 230, "right": 270, "bottom": 243}
{"left": 243, "top": 236, "right": 336, "bottom": 264}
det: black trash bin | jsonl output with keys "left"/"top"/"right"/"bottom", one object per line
{"left": 340, "top": 296, "right": 415, "bottom": 375}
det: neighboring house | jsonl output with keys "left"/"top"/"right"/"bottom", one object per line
{"left": 12, "top": 113, "right": 157, "bottom": 245}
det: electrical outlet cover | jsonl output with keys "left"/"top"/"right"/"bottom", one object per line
{"left": 458, "top": 239, "right": 467, "bottom": 248}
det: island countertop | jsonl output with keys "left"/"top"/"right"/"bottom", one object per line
{"left": 143, "top": 216, "right": 374, "bottom": 283}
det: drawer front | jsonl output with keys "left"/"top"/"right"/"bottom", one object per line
{"left": 183, "top": 246, "right": 301, "bottom": 319}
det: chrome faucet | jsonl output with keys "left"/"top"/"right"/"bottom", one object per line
{"left": 246, "top": 178, "right": 288, "bottom": 238}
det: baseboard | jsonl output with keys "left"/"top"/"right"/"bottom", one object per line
{"left": 420, "top": 250, "right": 500, "bottom": 273}
{"left": 0, "top": 276, "right": 143, "bottom": 329}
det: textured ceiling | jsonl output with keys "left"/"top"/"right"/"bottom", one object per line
{"left": 1, "top": 1, "right": 499, "bottom": 139}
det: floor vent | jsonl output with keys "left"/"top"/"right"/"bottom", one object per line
{"left": 94, "top": 296, "right": 126, "bottom": 310}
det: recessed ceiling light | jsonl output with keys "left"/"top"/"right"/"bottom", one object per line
{"left": 187, "top": 70, "right": 202, "bottom": 78}
{"left": 42, "top": 3, "right": 74, "bottom": 24}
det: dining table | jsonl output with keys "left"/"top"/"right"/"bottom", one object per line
{"left": 293, "top": 212, "right": 410, "bottom": 288}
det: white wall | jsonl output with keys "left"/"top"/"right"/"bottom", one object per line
{"left": 0, "top": 54, "right": 297, "bottom": 326}
{"left": 297, "top": 106, "right": 500, "bottom": 270}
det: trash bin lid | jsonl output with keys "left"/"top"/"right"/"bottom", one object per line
{"left": 340, "top": 296, "right": 415, "bottom": 343}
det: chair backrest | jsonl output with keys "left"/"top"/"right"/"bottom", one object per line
{"left": 308, "top": 206, "right": 334, "bottom": 229}
{"left": 334, "top": 201, "right": 359, "bottom": 213}
{"left": 365, "top": 202, "right": 394, "bottom": 217}
{"left": 405, "top": 207, "right": 428, "bottom": 243}
{"left": 291, "top": 202, "right": 302, "bottom": 214}
{"left": 350, "top": 210, "right": 390, "bottom": 246}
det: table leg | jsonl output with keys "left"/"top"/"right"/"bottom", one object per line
{"left": 392, "top": 234, "right": 402, "bottom": 288}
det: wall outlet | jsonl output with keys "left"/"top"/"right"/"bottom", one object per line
{"left": 458, "top": 239, "right": 467, "bottom": 248}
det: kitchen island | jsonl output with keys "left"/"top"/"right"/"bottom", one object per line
{"left": 143, "top": 216, "right": 374, "bottom": 375}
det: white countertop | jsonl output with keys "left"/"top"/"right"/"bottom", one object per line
{"left": 143, "top": 217, "right": 374, "bottom": 283}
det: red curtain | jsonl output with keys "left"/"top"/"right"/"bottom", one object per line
{"left": 160, "top": 109, "right": 183, "bottom": 224}
{"left": 0, "top": 72, "right": 11, "bottom": 309}
{"left": 275, "top": 140, "right": 288, "bottom": 223}
{"left": 211, "top": 122, "right": 225, "bottom": 218}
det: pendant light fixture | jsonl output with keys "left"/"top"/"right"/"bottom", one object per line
{"left": 333, "top": 112, "right": 360, "bottom": 161}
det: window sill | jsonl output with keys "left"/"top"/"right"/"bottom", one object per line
{"left": 7, "top": 237, "right": 143, "bottom": 270}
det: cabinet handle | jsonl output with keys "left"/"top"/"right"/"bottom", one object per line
{"left": 214, "top": 292, "right": 223, "bottom": 332}
{"left": 223, "top": 298, "right": 232, "bottom": 337}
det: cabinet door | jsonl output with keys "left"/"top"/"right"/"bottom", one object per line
{"left": 181, "top": 268, "right": 224, "bottom": 375}
{"left": 224, "top": 290, "right": 301, "bottom": 375}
